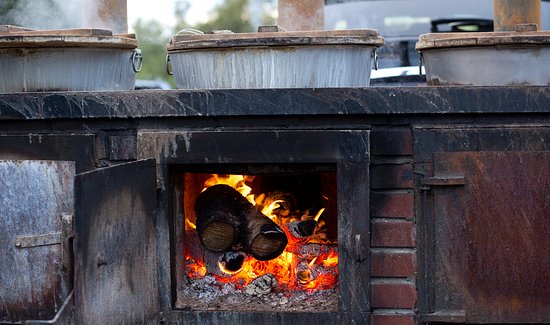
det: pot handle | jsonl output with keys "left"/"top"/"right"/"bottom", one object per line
{"left": 165, "top": 54, "right": 173, "bottom": 75}
{"left": 132, "top": 49, "right": 143, "bottom": 73}
{"left": 419, "top": 53, "right": 424, "bottom": 76}
{"left": 371, "top": 49, "right": 378, "bottom": 71}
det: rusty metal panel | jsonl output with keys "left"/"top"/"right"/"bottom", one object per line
{"left": 429, "top": 151, "right": 550, "bottom": 323}
{"left": 74, "top": 159, "right": 160, "bottom": 324}
{"left": 0, "top": 160, "right": 74, "bottom": 323}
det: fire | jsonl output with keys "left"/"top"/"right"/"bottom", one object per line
{"left": 314, "top": 208, "right": 325, "bottom": 222}
{"left": 322, "top": 251, "right": 339, "bottom": 268}
{"left": 186, "top": 257, "right": 206, "bottom": 278}
{"left": 185, "top": 174, "right": 338, "bottom": 292}
{"left": 185, "top": 219, "right": 196, "bottom": 230}
{"left": 203, "top": 174, "right": 256, "bottom": 203}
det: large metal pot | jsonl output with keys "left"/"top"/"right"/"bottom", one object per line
{"left": 416, "top": 24, "right": 550, "bottom": 86}
{"left": 166, "top": 28, "right": 384, "bottom": 89}
{"left": 0, "top": 26, "right": 141, "bottom": 92}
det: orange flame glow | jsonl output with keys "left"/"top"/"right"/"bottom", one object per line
{"left": 203, "top": 174, "right": 256, "bottom": 204}
{"left": 186, "top": 219, "right": 197, "bottom": 230}
{"left": 185, "top": 174, "right": 338, "bottom": 292}
{"left": 322, "top": 251, "right": 339, "bottom": 268}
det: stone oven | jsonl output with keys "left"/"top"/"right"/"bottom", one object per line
{"left": 137, "top": 129, "right": 370, "bottom": 323}
{"left": 0, "top": 87, "right": 549, "bottom": 324}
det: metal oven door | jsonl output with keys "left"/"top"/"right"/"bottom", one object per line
{"left": 420, "top": 151, "right": 550, "bottom": 323}
{"left": 74, "top": 159, "right": 160, "bottom": 324}
{"left": 0, "top": 160, "right": 74, "bottom": 323}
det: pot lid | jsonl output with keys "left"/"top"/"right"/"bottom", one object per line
{"left": 167, "top": 27, "right": 384, "bottom": 51}
{"left": 0, "top": 25, "right": 137, "bottom": 49}
{"left": 416, "top": 23, "right": 550, "bottom": 51}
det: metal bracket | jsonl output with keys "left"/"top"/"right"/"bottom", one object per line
{"left": 420, "top": 175, "right": 465, "bottom": 190}
{"left": 420, "top": 310, "right": 466, "bottom": 323}
{"left": 14, "top": 232, "right": 62, "bottom": 248}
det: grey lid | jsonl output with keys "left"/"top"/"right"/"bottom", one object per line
{"left": 416, "top": 24, "right": 550, "bottom": 51}
{"left": 167, "top": 28, "right": 384, "bottom": 51}
{"left": 0, "top": 26, "right": 137, "bottom": 49}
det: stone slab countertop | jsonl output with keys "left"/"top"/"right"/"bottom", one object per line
{"left": 0, "top": 87, "right": 548, "bottom": 120}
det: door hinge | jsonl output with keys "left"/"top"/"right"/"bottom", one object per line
{"left": 14, "top": 232, "right": 62, "bottom": 248}
{"left": 421, "top": 175, "right": 465, "bottom": 190}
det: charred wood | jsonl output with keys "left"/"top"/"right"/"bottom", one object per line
{"left": 242, "top": 205, "right": 288, "bottom": 261}
{"left": 285, "top": 219, "right": 317, "bottom": 240}
{"left": 195, "top": 184, "right": 244, "bottom": 252}
{"left": 185, "top": 231, "right": 247, "bottom": 276}
{"left": 195, "top": 184, "right": 288, "bottom": 261}
{"left": 288, "top": 243, "right": 337, "bottom": 260}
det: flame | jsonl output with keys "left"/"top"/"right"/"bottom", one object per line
{"left": 186, "top": 219, "right": 197, "bottom": 230}
{"left": 203, "top": 174, "right": 256, "bottom": 204}
{"left": 314, "top": 208, "right": 325, "bottom": 222}
{"left": 261, "top": 199, "right": 285, "bottom": 221}
{"left": 218, "top": 261, "right": 241, "bottom": 275}
{"left": 309, "top": 257, "right": 318, "bottom": 267}
{"left": 186, "top": 174, "right": 338, "bottom": 292}
{"left": 322, "top": 251, "right": 339, "bottom": 268}
{"left": 185, "top": 255, "right": 206, "bottom": 278}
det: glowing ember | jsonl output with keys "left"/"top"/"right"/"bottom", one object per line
{"left": 217, "top": 251, "right": 247, "bottom": 275}
{"left": 322, "top": 251, "right": 339, "bottom": 268}
{"left": 185, "top": 174, "right": 338, "bottom": 292}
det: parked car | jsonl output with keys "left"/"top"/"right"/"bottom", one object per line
{"left": 134, "top": 78, "right": 172, "bottom": 90}
{"left": 324, "top": 0, "right": 550, "bottom": 86}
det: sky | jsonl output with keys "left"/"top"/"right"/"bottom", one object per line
{"left": 127, "top": 0, "right": 221, "bottom": 32}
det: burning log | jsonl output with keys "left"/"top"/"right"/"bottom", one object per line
{"left": 242, "top": 204, "right": 288, "bottom": 261}
{"left": 185, "top": 231, "right": 247, "bottom": 276}
{"left": 288, "top": 243, "right": 337, "bottom": 260}
{"left": 244, "top": 273, "right": 277, "bottom": 296}
{"left": 195, "top": 184, "right": 242, "bottom": 252}
{"left": 195, "top": 184, "right": 288, "bottom": 261}
{"left": 286, "top": 219, "right": 317, "bottom": 239}
{"left": 296, "top": 260, "right": 338, "bottom": 287}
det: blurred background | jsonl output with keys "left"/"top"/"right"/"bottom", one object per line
{"left": 0, "top": 0, "right": 278, "bottom": 88}
{"left": 1, "top": 0, "right": 549, "bottom": 88}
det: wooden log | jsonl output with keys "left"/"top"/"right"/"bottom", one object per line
{"left": 195, "top": 184, "right": 288, "bottom": 261}
{"left": 288, "top": 243, "right": 337, "bottom": 260}
{"left": 242, "top": 205, "right": 288, "bottom": 261}
{"left": 285, "top": 219, "right": 317, "bottom": 240}
{"left": 184, "top": 231, "right": 247, "bottom": 276}
{"left": 218, "top": 250, "right": 247, "bottom": 274}
{"left": 195, "top": 184, "right": 244, "bottom": 252}
{"left": 296, "top": 259, "right": 338, "bottom": 286}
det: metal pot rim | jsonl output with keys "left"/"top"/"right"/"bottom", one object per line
{"left": 167, "top": 29, "right": 384, "bottom": 51}
{"left": 0, "top": 27, "right": 137, "bottom": 49}
{"left": 416, "top": 25, "right": 550, "bottom": 51}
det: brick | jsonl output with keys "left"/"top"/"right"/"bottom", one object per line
{"left": 371, "top": 129, "right": 413, "bottom": 156}
{"left": 371, "top": 193, "right": 414, "bottom": 218}
{"left": 371, "top": 282, "right": 417, "bottom": 308}
{"left": 371, "top": 220, "right": 415, "bottom": 248}
{"left": 371, "top": 251, "right": 416, "bottom": 277}
{"left": 371, "top": 164, "right": 413, "bottom": 189}
{"left": 371, "top": 314, "right": 415, "bottom": 325}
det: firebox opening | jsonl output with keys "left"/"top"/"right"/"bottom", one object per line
{"left": 175, "top": 165, "right": 338, "bottom": 312}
